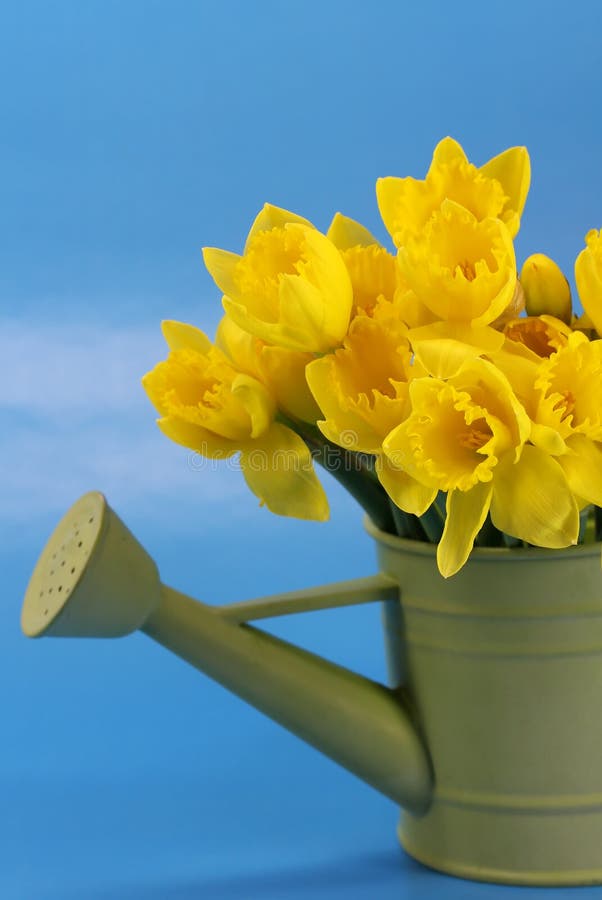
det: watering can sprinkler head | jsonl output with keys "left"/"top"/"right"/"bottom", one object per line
{"left": 21, "top": 491, "right": 161, "bottom": 639}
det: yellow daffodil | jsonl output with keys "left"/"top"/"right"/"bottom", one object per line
{"left": 377, "top": 136, "right": 531, "bottom": 248}
{"left": 216, "top": 315, "right": 320, "bottom": 424}
{"left": 575, "top": 229, "right": 602, "bottom": 336}
{"left": 391, "top": 200, "right": 516, "bottom": 378}
{"left": 521, "top": 253, "right": 572, "bottom": 323}
{"left": 383, "top": 358, "right": 578, "bottom": 577}
{"left": 398, "top": 200, "right": 517, "bottom": 326}
{"left": 203, "top": 204, "right": 353, "bottom": 353}
{"left": 326, "top": 212, "right": 398, "bottom": 318}
{"left": 305, "top": 310, "right": 419, "bottom": 454}
{"left": 305, "top": 308, "right": 438, "bottom": 516}
{"left": 489, "top": 330, "right": 602, "bottom": 508}
{"left": 327, "top": 216, "right": 434, "bottom": 329}
{"left": 142, "top": 320, "right": 328, "bottom": 521}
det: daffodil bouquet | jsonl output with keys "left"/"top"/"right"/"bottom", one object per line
{"left": 143, "top": 137, "right": 602, "bottom": 577}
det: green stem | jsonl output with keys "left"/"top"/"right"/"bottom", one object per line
{"left": 595, "top": 507, "right": 602, "bottom": 542}
{"left": 475, "top": 514, "right": 505, "bottom": 548}
{"left": 579, "top": 506, "right": 593, "bottom": 544}
{"left": 389, "top": 500, "right": 429, "bottom": 541}
{"left": 502, "top": 533, "right": 523, "bottom": 548}
{"left": 418, "top": 503, "right": 444, "bottom": 543}
{"left": 389, "top": 502, "right": 412, "bottom": 538}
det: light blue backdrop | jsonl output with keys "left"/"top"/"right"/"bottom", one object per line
{"left": 2, "top": 1, "right": 602, "bottom": 897}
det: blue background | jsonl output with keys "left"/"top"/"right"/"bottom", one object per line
{"left": 2, "top": 1, "right": 602, "bottom": 896}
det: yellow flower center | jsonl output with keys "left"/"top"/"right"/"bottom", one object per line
{"left": 429, "top": 157, "right": 508, "bottom": 225}
{"left": 458, "top": 259, "right": 477, "bottom": 282}
{"left": 234, "top": 227, "right": 307, "bottom": 321}
{"left": 428, "top": 213, "right": 499, "bottom": 281}
{"left": 536, "top": 336, "right": 602, "bottom": 440}
{"left": 403, "top": 384, "right": 500, "bottom": 492}
{"left": 458, "top": 421, "right": 492, "bottom": 450}
{"left": 152, "top": 348, "right": 253, "bottom": 441}
{"left": 397, "top": 200, "right": 516, "bottom": 327}
{"left": 333, "top": 315, "right": 412, "bottom": 403}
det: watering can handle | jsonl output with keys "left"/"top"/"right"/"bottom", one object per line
{"left": 215, "top": 574, "right": 399, "bottom": 624}
{"left": 217, "top": 572, "right": 406, "bottom": 688}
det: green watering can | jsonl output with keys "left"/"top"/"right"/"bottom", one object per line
{"left": 21, "top": 491, "right": 602, "bottom": 886}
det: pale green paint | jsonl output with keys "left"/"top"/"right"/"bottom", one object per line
{"left": 367, "top": 517, "right": 602, "bottom": 885}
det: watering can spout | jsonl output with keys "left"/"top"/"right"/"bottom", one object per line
{"left": 21, "top": 492, "right": 433, "bottom": 815}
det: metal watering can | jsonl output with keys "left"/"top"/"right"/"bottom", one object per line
{"left": 21, "top": 491, "right": 602, "bottom": 885}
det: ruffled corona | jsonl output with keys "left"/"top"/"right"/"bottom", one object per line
{"left": 383, "top": 358, "right": 578, "bottom": 577}
{"left": 203, "top": 204, "right": 353, "bottom": 353}
{"left": 306, "top": 311, "right": 419, "bottom": 454}
{"left": 397, "top": 200, "right": 517, "bottom": 327}
{"left": 377, "top": 136, "right": 530, "bottom": 248}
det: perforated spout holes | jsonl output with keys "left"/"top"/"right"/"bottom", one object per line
{"left": 21, "top": 492, "right": 105, "bottom": 637}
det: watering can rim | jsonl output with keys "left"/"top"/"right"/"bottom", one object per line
{"left": 364, "top": 516, "right": 602, "bottom": 562}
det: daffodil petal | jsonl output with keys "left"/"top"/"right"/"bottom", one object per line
{"left": 575, "top": 231, "right": 602, "bottom": 337}
{"left": 240, "top": 423, "right": 329, "bottom": 521}
{"left": 409, "top": 322, "right": 505, "bottom": 349}
{"left": 231, "top": 373, "right": 275, "bottom": 439}
{"left": 161, "top": 320, "right": 213, "bottom": 354}
{"left": 429, "top": 136, "right": 467, "bottom": 169}
{"left": 412, "top": 337, "right": 489, "bottom": 380}
{"left": 292, "top": 225, "right": 353, "bottom": 336}
{"left": 157, "top": 416, "right": 237, "bottom": 459}
{"left": 479, "top": 146, "right": 531, "bottom": 233}
{"left": 259, "top": 345, "right": 320, "bottom": 423}
{"left": 530, "top": 422, "right": 567, "bottom": 456}
{"left": 437, "top": 482, "right": 493, "bottom": 578}
{"left": 376, "top": 455, "right": 437, "bottom": 516}
{"left": 278, "top": 274, "right": 329, "bottom": 345}
{"left": 327, "top": 212, "right": 381, "bottom": 250}
{"left": 316, "top": 418, "right": 381, "bottom": 454}
{"left": 559, "top": 435, "right": 602, "bottom": 507}
{"left": 490, "top": 445, "right": 579, "bottom": 547}
{"left": 409, "top": 323, "right": 505, "bottom": 378}
{"left": 202, "top": 247, "right": 242, "bottom": 300}
{"left": 215, "top": 314, "right": 262, "bottom": 377}
{"left": 244, "top": 203, "right": 313, "bottom": 250}
{"left": 223, "top": 296, "right": 310, "bottom": 353}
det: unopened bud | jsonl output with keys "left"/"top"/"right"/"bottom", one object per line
{"left": 520, "top": 253, "right": 572, "bottom": 324}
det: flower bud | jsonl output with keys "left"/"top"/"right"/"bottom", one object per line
{"left": 520, "top": 254, "right": 572, "bottom": 324}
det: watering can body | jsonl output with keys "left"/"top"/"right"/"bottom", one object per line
{"left": 21, "top": 492, "right": 602, "bottom": 885}
{"left": 372, "top": 521, "right": 602, "bottom": 885}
